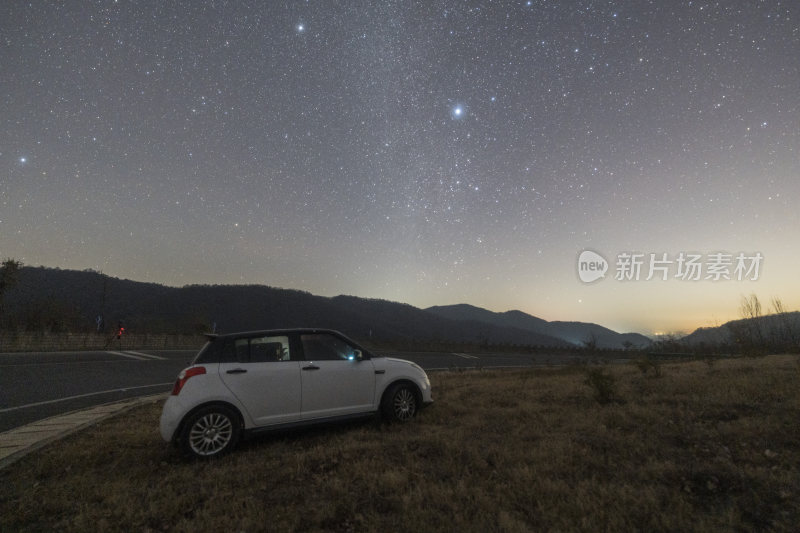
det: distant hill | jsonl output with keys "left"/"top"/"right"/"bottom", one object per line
{"left": 2, "top": 266, "right": 572, "bottom": 347}
{"left": 426, "top": 304, "right": 652, "bottom": 349}
{"left": 680, "top": 326, "right": 731, "bottom": 346}
{"left": 682, "top": 312, "right": 800, "bottom": 350}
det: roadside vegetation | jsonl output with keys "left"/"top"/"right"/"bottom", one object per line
{"left": 2, "top": 355, "right": 798, "bottom": 532}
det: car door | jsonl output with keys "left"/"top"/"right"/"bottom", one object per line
{"left": 298, "top": 332, "right": 376, "bottom": 420}
{"left": 218, "top": 334, "right": 302, "bottom": 427}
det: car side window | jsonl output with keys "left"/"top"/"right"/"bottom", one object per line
{"left": 300, "top": 333, "right": 358, "bottom": 361}
{"left": 216, "top": 340, "right": 236, "bottom": 363}
{"left": 233, "top": 335, "right": 291, "bottom": 363}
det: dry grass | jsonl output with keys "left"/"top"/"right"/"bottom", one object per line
{"left": 2, "top": 355, "right": 799, "bottom": 532}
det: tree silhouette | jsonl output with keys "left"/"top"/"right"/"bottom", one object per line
{"left": 0, "top": 258, "right": 23, "bottom": 327}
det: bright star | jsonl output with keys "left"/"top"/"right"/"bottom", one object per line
{"left": 297, "top": 24, "right": 304, "bottom": 32}
{"left": 19, "top": 157, "right": 27, "bottom": 164}
{"left": 450, "top": 104, "right": 466, "bottom": 120}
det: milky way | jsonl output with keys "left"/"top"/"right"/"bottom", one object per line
{"left": 2, "top": 1, "right": 798, "bottom": 333}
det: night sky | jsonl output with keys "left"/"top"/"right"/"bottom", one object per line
{"left": 2, "top": 1, "right": 798, "bottom": 334}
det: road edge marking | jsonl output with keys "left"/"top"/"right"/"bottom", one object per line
{"left": 123, "top": 351, "right": 167, "bottom": 360}
{"left": 0, "top": 393, "right": 168, "bottom": 471}
{"left": 0, "top": 383, "right": 173, "bottom": 413}
{"left": 107, "top": 350, "right": 147, "bottom": 360}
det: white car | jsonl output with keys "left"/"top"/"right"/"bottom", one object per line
{"left": 160, "top": 328, "right": 433, "bottom": 458}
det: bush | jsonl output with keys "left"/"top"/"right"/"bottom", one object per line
{"left": 584, "top": 367, "right": 622, "bottom": 404}
{"left": 632, "top": 356, "right": 662, "bottom": 377}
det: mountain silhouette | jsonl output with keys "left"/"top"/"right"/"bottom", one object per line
{"left": 1, "top": 267, "right": 563, "bottom": 347}
{"left": 426, "top": 304, "right": 651, "bottom": 349}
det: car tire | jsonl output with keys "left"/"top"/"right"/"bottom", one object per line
{"left": 381, "top": 383, "right": 419, "bottom": 422}
{"left": 180, "top": 405, "right": 241, "bottom": 459}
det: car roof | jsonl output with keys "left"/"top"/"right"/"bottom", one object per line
{"left": 205, "top": 328, "right": 350, "bottom": 341}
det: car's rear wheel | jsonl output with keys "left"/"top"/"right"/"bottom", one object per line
{"left": 381, "top": 383, "right": 418, "bottom": 422}
{"left": 180, "top": 405, "right": 241, "bottom": 458}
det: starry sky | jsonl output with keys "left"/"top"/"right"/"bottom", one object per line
{"left": 2, "top": 1, "right": 798, "bottom": 335}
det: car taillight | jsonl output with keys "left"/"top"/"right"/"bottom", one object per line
{"left": 171, "top": 366, "right": 206, "bottom": 395}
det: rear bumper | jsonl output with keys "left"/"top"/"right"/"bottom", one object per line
{"left": 159, "top": 396, "right": 184, "bottom": 442}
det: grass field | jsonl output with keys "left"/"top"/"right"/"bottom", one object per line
{"left": 1, "top": 356, "right": 798, "bottom": 532}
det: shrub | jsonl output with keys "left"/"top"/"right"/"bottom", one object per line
{"left": 633, "top": 356, "right": 662, "bottom": 377}
{"left": 584, "top": 367, "right": 621, "bottom": 405}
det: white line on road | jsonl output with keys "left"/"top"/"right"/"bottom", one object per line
{"left": 453, "top": 352, "right": 479, "bottom": 359}
{"left": 0, "top": 383, "right": 173, "bottom": 413}
{"left": 106, "top": 351, "right": 166, "bottom": 361}
{"left": 107, "top": 350, "right": 147, "bottom": 360}
{"left": 426, "top": 365, "right": 534, "bottom": 372}
{"left": 123, "top": 351, "right": 167, "bottom": 360}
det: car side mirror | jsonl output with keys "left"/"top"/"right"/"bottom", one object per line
{"left": 352, "top": 349, "right": 363, "bottom": 361}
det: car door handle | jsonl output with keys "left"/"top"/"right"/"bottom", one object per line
{"left": 226, "top": 368, "right": 248, "bottom": 374}
{"left": 302, "top": 365, "right": 320, "bottom": 371}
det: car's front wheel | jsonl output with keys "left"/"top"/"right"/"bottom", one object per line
{"left": 381, "top": 383, "right": 419, "bottom": 422}
{"left": 180, "top": 405, "right": 241, "bottom": 458}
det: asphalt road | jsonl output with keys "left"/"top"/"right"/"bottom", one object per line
{"left": 0, "top": 348, "right": 595, "bottom": 432}
{"left": 0, "top": 350, "right": 193, "bottom": 432}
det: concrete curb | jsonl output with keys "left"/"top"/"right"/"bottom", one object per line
{"left": 0, "top": 393, "right": 168, "bottom": 471}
